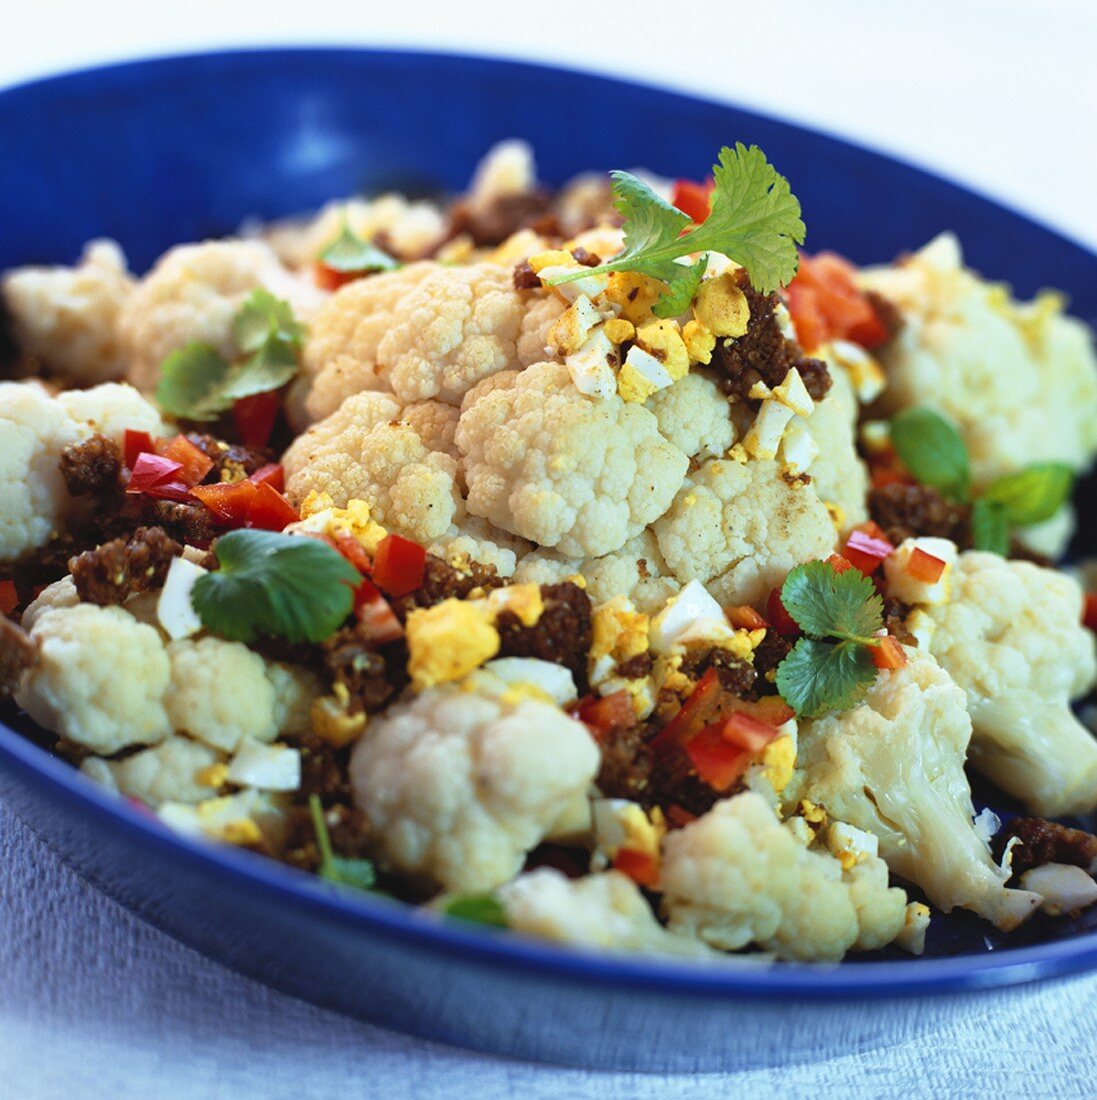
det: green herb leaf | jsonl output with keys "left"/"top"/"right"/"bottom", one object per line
{"left": 155, "top": 343, "right": 234, "bottom": 421}
{"left": 220, "top": 338, "right": 300, "bottom": 402}
{"left": 443, "top": 893, "right": 508, "bottom": 928}
{"left": 652, "top": 257, "right": 709, "bottom": 319}
{"left": 982, "top": 462, "right": 1074, "bottom": 527}
{"left": 308, "top": 795, "right": 376, "bottom": 891}
{"left": 970, "top": 498, "right": 1010, "bottom": 555}
{"left": 233, "top": 288, "right": 307, "bottom": 353}
{"left": 779, "top": 560, "right": 883, "bottom": 643}
{"left": 192, "top": 530, "right": 360, "bottom": 644}
{"left": 319, "top": 224, "right": 401, "bottom": 275}
{"left": 546, "top": 143, "right": 804, "bottom": 307}
{"left": 889, "top": 408, "right": 970, "bottom": 500}
{"left": 776, "top": 637, "right": 878, "bottom": 718}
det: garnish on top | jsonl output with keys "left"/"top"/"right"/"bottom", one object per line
{"left": 546, "top": 143, "right": 805, "bottom": 315}
{"left": 308, "top": 794, "right": 376, "bottom": 890}
{"left": 318, "top": 221, "right": 400, "bottom": 276}
{"left": 889, "top": 407, "right": 1074, "bottom": 555}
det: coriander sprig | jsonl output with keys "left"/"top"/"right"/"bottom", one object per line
{"left": 889, "top": 408, "right": 1073, "bottom": 555}
{"left": 774, "top": 561, "right": 886, "bottom": 718}
{"left": 546, "top": 143, "right": 805, "bottom": 315}
{"left": 442, "top": 893, "right": 508, "bottom": 927}
{"left": 308, "top": 794, "right": 377, "bottom": 891}
{"left": 319, "top": 221, "right": 400, "bottom": 275}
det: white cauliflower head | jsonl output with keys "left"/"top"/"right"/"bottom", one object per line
{"left": 788, "top": 648, "right": 1041, "bottom": 931}
{"left": 376, "top": 263, "right": 526, "bottom": 405}
{"left": 2, "top": 240, "right": 134, "bottom": 384}
{"left": 282, "top": 390, "right": 462, "bottom": 543}
{"left": 498, "top": 868, "right": 711, "bottom": 957}
{"left": 660, "top": 792, "right": 908, "bottom": 961}
{"left": 119, "top": 239, "right": 325, "bottom": 394}
{"left": 81, "top": 735, "right": 221, "bottom": 808}
{"left": 647, "top": 372, "right": 736, "bottom": 462}
{"left": 0, "top": 380, "right": 163, "bottom": 562}
{"left": 861, "top": 234, "right": 1097, "bottom": 497}
{"left": 515, "top": 292, "right": 567, "bottom": 367}
{"left": 427, "top": 515, "right": 531, "bottom": 579}
{"left": 924, "top": 552, "right": 1097, "bottom": 815}
{"left": 349, "top": 682, "right": 600, "bottom": 892}
{"left": 652, "top": 455, "right": 837, "bottom": 608}
{"left": 456, "top": 361, "right": 689, "bottom": 558}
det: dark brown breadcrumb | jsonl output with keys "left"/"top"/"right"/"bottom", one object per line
{"left": 595, "top": 720, "right": 651, "bottom": 802}
{"left": 321, "top": 625, "right": 404, "bottom": 714}
{"left": 883, "top": 597, "right": 917, "bottom": 646}
{"left": 69, "top": 526, "right": 182, "bottom": 606}
{"left": 869, "top": 482, "right": 971, "bottom": 548}
{"left": 863, "top": 289, "right": 903, "bottom": 342}
{"left": 60, "top": 434, "right": 122, "bottom": 496}
{"left": 677, "top": 645, "right": 757, "bottom": 696}
{"left": 447, "top": 190, "right": 555, "bottom": 247}
{"left": 710, "top": 269, "right": 832, "bottom": 403}
{"left": 750, "top": 629, "right": 792, "bottom": 693}
{"left": 495, "top": 582, "right": 592, "bottom": 685}
{"left": 512, "top": 261, "right": 540, "bottom": 291}
{"left": 392, "top": 554, "right": 503, "bottom": 620}
{"left": 184, "top": 433, "right": 273, "bottom": 483}
{"left": 0, "top": 617, "right": 38, "bottom": 696}
{"left": 615, "top": 651, "right": 654, "bottom": 680}
{"left": 994, "top": 817, "right": 1097, "bottom": 879}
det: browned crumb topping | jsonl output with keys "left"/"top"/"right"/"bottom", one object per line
{"left": 69, "top": 526, "right": 182, "bottom": 606}
{"left": 995, "top": 817, "right": 1097, "bottom": 879}
{"left": 495, "top": 582, "right": 592, "bottom": 685}
{"left": 60, "top": 434, "right": 122, "bottom": 497}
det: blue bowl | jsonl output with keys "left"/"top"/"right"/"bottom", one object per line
{"left": 1, "top": 48, "right": 1095, "bottom": 1072}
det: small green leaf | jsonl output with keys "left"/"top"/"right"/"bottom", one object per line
{"left": 652, "top": 257, "right": 709, "bottom": 318}
{"left": 192, "top": 530, "right": 360, "bottom": 644}
{"left": 443, "top": 893, "right": 508, "bottom": 928}
{"left": 233, "top": 288, "right": 307, "bottom": 354}
{"left": 983, "top": 463, "right": 1074, "bottom": 527}
{"left": 775, "top": 637, "right": 878, "bottom": 718}
{"left": 319, "top": 224, "right": 401, "bottom": 274}
{"left": 308, "top": 795, "right": 376, "bottom": 891}
{"left": 780, "top": 560, "right": 883, "bottom": 643}
{"left": 970, "top": 498, "right": 1010, "bottom": 556}
{"left": 220, "top": 339, "right": 300, "bottom": 402}
{"left": 889, "top": 408, "right": 970, "bottom": 500}
{"left": 155, "top": 343, "right": 233, "bottom": 421}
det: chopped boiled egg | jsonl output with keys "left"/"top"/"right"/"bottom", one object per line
{"left": 618, "top": 345, "right": 675, "bottom": 403}
{"left": 742, "top": 399, "right": 796, "bottom": 460}
{"left": 649, "top": 579, "right": 732, "bottom": 653}
{"left": 828, "top": 339, "right": 887, "bottom": 403}
{"left": 227, "top": 739, "right": 302, "bottom": 792}
{"left": 896, "top": 902, "right": 931, "bottom": 955}
{"left": 565, "top": 326, "right": 618, "bottom": 400}
{"left": 692, "top": 271, "right": 750, "bottom": 337}
{"left": 405, "top": 599, "right": 501, "bottom": 689}
{"left": 1020, "top": 863, "right": 1097, "bottom": 916}
{"left": 780, "top": 420, "right": 820, "bottom": 475}
{"left": 771, "top": 367, "right": 814, "bottom": 418}
{"left": 547, "top": 294, "right": 604, "bottom": 356}
{"left": 883, "top": 537, "right": 958, "bottom": 606}
{"left": 156, "top": 555, "right": 207, "bottom": 640}
{"left": 479, "top": 657, "right": 577, "bottom": 705}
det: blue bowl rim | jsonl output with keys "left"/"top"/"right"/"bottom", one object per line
{"left": 1, "top": 45, "right": 1096, "bottom": 1002}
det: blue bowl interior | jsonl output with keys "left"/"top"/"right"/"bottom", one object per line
{"left": 1, "top": 48, "right": 1096, "bottom": 1031}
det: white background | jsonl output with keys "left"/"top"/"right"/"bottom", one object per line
{"left": 2, "top": 3, "right": 1096, "bottom": 1097}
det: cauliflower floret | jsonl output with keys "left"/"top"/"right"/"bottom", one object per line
{"left": 400, "top": 399, "right": 462, "bottom": 460}
{"left": 427, "top": 515, "right": 530, "bottom": 579}
{"left": 861, "top": 234, "right": 1097, "bottom": 508}
{"left": 0, "top": 380, "right": 163, "bottom": 562}
{"left": 119, "top": 239, "right": 325, "bottom": 394}
{"left": 647, "top": 372, "right": 736, "bottom": 461}
{"left": 16, "top": 603, "right": 172, "bottom": 754}
{"left": 498, "top": 868, "right": 711, "bottom": 956}
{"left": 349, "top": 683, "right": 599, "bottom": 892}
{"left": 652, "top": 455, "right": 836, "bottom": 608}
{"left": 2, "top": 240, "right": 134, "bottom": 383}
{"left": 516, "top": 293, "right": 567, "bottom": 366}
{"left": 81, "top": 735, "right": 221, "bottom": 807}
{"left": 788, "top": 648, "right": 1041, "bottom": 931}
{"left": 298, "top": 262, "right": 438, "bottom": 422}
{"left": 376, "top": 263, "right": 526, "bottom": 405}
{"left": 465, "top": 139, "right": 536, "bottom": 210}
{"left": 457, "top": 361, "right": 689, "bottom": 558}
{"left": 660, "top": 792, "right": 907, "bottom": 961}
{"left": 924, "top": 552, "right": 1097, "bottom": 815}
{"left": 283, "top": 391, "right": 462, "bottom": 543}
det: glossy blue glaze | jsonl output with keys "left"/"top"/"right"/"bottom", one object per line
{"left": 1, "top": 49, "right": 1095, "bottom": 1071}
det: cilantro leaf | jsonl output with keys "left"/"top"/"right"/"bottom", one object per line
{"left": 652, "top": 257, "right": 709, "bottom": 319}
{"left": 982, "top": 462, "right": 1074, "bottom": 527}
{"left": 779, "top": 561, "right": 883, "bottom": 642}
{"left": 547, "top": 143, "right": 804, "bottom": 308}
{"left": 220, "top": 338, "right": 300, "bottom": 402}
{"left": 192, "top": 530, "right": 359, "bottom": 644}
{"left": 319, "top": 224, "right": 400, "bottom": 275}
{"left": 443, "top": 893, "right": 508, "bottom": 928}
{"left": 970, "top": 498, "right": 1010, "bottom": 555}
{"left": 889, "top": 408, "right": 970, "bottom": 500}
{"left": 308, "top": 795, "right": 376, "bottom": 891}
{"left": 155, "top": 343, "right": 234, "bottom": 421}
{"left": 233, "top": 288, "right": 307, "bottom": 353}
{"left": 776, "top": 638, "right": 878, "bottom": 719}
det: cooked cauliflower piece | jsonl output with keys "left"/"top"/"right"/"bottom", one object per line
{"left": 427, "top": 515, "right": 530, "bottom": 579}
{"left": 660, "top": 792, "right": 908, "bottom": 961}
{"left": 81, "top": 735, "right": 221, "bottom": 807}
{"left": 788, "top": 648, "right": 1041, "bottom": 931}
{"left": 349, "top": 683, "right": 599, "bottom": 892}
{"left": 861, "top": 234, "right": 1097, "bottom": 505}
{"left": 0, "top": 380, "right": 164, "bottom": 562}
{"left": 515, "top": 293, "right": 567, "bottom": 366}
{"left": 119, "top": 239, "right": 325, "bottom": 394}
{"left": 647, "top": 372, "right": 736, "bottom": 461}
{"left": 2, "top": 240, "right": 134, "bottom": 383}
{"left": 457, "top": 361, "right": 689, "bottom": 558}
{"left": 652, "top": 455, "right": 836, "bottom": 608}
{"left": 283, "top": 391, "right": 462, "bottom": 543}
{"left": 923, "top": 552, "right": 1097, "bottom": 815}
{"left": 376, "top": 263, "right": 526, "bottom": 405}
{"left": 498, "top": 868, "right": 711, "bottom": 956}
{"left": 465, "top": 139, "right": 536, "bottom": 210}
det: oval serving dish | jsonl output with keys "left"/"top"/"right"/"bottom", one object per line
{"left": 0, "top": 48, "right": 1095, "bottom": 1072}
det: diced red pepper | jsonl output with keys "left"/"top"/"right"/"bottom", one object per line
{"left": 664, "top": 804, "right": 697, "bottom": 830}
{"left": 784, "top": 280, "right": 830, "bottom": 354}
{"left": 827, "top": 553, "right": 855, "bottom": 574}
{"left": 726, "top": 604, "right": 768, "bottom": 631}
{"left": 906, "top": 547, "right": 947, "bottom": 584}
{"left": 726, "top": 695, "right": 795, "bottom": 728}
{"left": 371, "top": 533, "right": 426, "bottom": 598}
{"left": 248, "top": 463, "right": 285, "bottom": 493}
{"left": 842, "top": 523, "right": 895, "bottom": 576}
{"left": 767, "top": 586, "right": 801, "bottom": 638}
{"left": 243, "top": 481, "right": 300, "bottom": 531}
{"left": 670, "top": 178, "right": 714, "bottom": 224}
{"left": 159, "top": 435, "right": 215, "bottom": 487}
{"left": 576, "top": 690, "right": 635, "bottom": 738}
{"left": 190, "top": 480, "right": 260, "bottom": 524}
{"left": 871, "top": 635, "right": 908, "bottom": 671}
{"left": 785, "top": 251, "right": 893, "bottom": 352}
{"left": 1083, "top": 593, "right": 1097, "bottom": 632}
{"left": 613, "top": 847, "right": 660, "bottom": 889}
{"left": 232, "top": 390, "right": 281, "bottom": 448}
{"left": 314, "top": 262, "right": 359, "bottom": 292}
{"left": 685, "top": 723, "right": 753, "bottom": 791}
{"left": 649, "top": 666, "right": 723, "bottom": 753}
{"left": 330, "top": 532, "right": 372, "bottom": 576}
{"left": 123, "top": 429, "right": 155, "bottom": 470}
{"left": 125, "top": 453, "right": 192, "bottom": 502}
{"left": 0, "top": 580, "right": 17, "bottom": 617}
{"left": 354, "top": 578, "right": 404, "bottom": 644}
